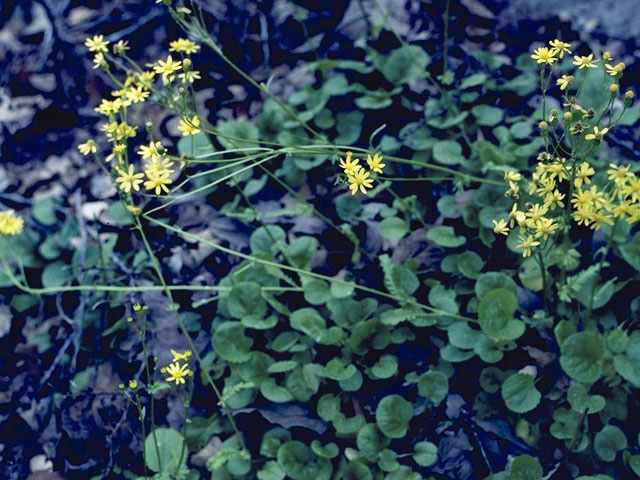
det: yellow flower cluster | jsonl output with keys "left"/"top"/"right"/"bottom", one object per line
{"left": 338, "top": 151, "right": 385, "bottom": 195}
{"left": 494, "top": 159, "right": 640, "bottom": 257}
{"left": 163, "top": 349, "right": 193, "bottom": 385}
{"left": 0, "top": 210, "right": 24, "bottom": 236}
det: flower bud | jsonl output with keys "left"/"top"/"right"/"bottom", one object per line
{"left": 625, "top": 90, "right": 635, "bottom": 100}
{"left": 563, "top": 111, "right": 572, "bottom": 122}
{"left": 549, "top": 109, "right": 558, "bottom": 123}
{"left": 538, "top": 121, "right": 548, "bottom": 131}
{"left": 610, "top": 84, "right": 619, "bottom": 94}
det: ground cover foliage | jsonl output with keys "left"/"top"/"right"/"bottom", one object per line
{"left": 1, "top": 1, "right": 640, "bottom": 479}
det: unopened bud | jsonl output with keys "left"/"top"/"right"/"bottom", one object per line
{"left": 549, "top": 109, "right": 558, "bottom": 123}
{"left": 610, "top": 84, "right": 619, "bottom": 94}
{"left": 563, "top": 111, "right": 572, "bottom": 122}
{"left": 538, "top": 121, "right": 548, "bottom": 131}
{"left": 625, "top": 90, "right": 635, "bottom": 100}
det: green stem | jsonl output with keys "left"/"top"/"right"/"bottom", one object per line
{"left": 584, "top": 219, "right": 617, "bottom": 323}
{"left": 443, "top": 0, "right": 450, "bottom": 74}
{"left": 139, "top": 314, "right": 162, "bottom": 473}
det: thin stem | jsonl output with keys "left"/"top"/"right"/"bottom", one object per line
{"left": 584, "top": 219, "right": 618, "bottom": 323}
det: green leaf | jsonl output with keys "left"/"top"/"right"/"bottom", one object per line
{"left": 290, "top": 308, "right": 326, "bottom": 340}
{"left": 258, "top": 460, "right": 286, "bottom": 480}
{"left": 457, "top": 251, "right": 484, "bottom": 279}
{"left": 145, "top": 428, "right": 186, "bottom": 473}
{"left": 372, "top": 45, "right": 430, "bottom": 85}
{"left": 509, "top": 454, "right": 542, "bottom": 480}
{"left": 32, "top": 197, "right": 58, "bottom": 226}
{"left": 357, "top": 424, "right": 385, "bottom": 462}
{"left": 217, "top": 120, "right": 259, "bottom": 149}
{"left": 560, "top": 332, "right": 604, "bottom": 383}
{"left": 629, "top": 455, "right": 640, "bottom": 476}
{"left": 567, "top": 384, "right": 606, "bottom": 414}
{"left": 607, "top": 329, "right": 630, "bottom": 354}
{"left": 501, "top": 373, "right": 541, "bottom": 413}
{"left": 375, "top": 395, "right": 413, "bottom": 439}
{"left": 550, "top": 408, "right": 579, "bottom": 440}
{"left": 413, "top": 442, "right": 438, "bottom": 467}
{"left": 478, "top": 288, "right": 525, "bottom": 342}
{"left": 336, "top": 195, "right": 362, "bottom": 221}
{"left": 267, "top": 361, "right": 299, "bottom": 373}
{"left": 310, "top": 440, "right": 339, "bottom": 459}
{"left": 459, "top": 73, "right": 487, "bottom": 89}
{"left": 325, "top": 358, "right": 357, "bottom": 381}
{"left": 344, "top": 460, "right": 373, "bottom": 480}
{"left": 41, "top": 261, "right": 73, "bottom": 288}
{"left": 475, "top": 272, "right": 518, "bottom": 299}
{"left": 378, "top": 217, "right": 409, "bottom": 240}
{"left": 227, "top": 281, "right": 267, "bottom": 322}
{"left": 317, "top": 394, "right": 340, "bottom": 421}
{"left": 287, "top": 236, "right": 319, "bottom": 269}
{"left": 448, "top": 321, "right": 481, "bottom": 349}
{"left": 594, "top": 425, "right": 627, "bottom": 462}
{"left": 335, "top": 111, "right": 364, "bottom": 145}
{"left": 69, "top": 367, "right": 95, "bottom": 394}
{"left": 432, "top": 140, "right": 465, "bottom": 165}
{"left": 277, "top": 441, "right": 332, "bottom": 480}
{"left": 426, "top": 225, "right": 466, "bottom": 248}
{"left": 471, "top": 104, "right": 504, "bottom": 126}
{"left": 302, "top": 280, "right": 331, "bottom": 305}
{"left": 212, "top": 321, "right": 253, "bottom": 362}
{"left": 418, "top": 371, "right": 449, "bottom": 403}
{"left": 428, "top": 112, "right": 469, "bottom": 129}
{"left": 371, "top": 355, "right": 398, "bottom": 379}
{"left": 261, "top": 379, "right": 294, "bottom": 403}
{"left": 250, "top": 225, "right": 286, "bottom": 257}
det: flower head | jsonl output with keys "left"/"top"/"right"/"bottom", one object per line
{"left": 0, "top": 210, "right": 24, "bottom": 236}
{"left": 605, "top": 62, "right": 625, "bottom": 76}
{"left": 492, "top": 219, "right": 510, "bottom": 235}
{"left": 165, "top": 362, "right": 192, "bottom": 385}
{"left": 549, "top": 39, "right": 572, "bottom": 58}
{"left": 169, "top": 38, "right": 200, "bottom": 54}
{"left": 556, "top": 74, "right": 574, "bottom": 91}
{"left": 573, "top": 54, "right": 597, "bottom": 69}
{"left": 531, "top": 47, "right": 557, "bottom": 65}
{"left": 338, "top": 151, "right": 361, "bottom": 176}
{"left": 516, "top": 235, "right": 541, "bottom": 257}
{"left": 78, "top": 139, "right": 97, "bottom": 156}
{"left": 366, "top": 153, "right": 386, "bottom": 174}
{"left": 170, "top": 349, "right": 192, "bottom": 362}
{"left": 115, "top": 164, "right": 145, "bottom": 193}
{"left": 153, "top": 55, "right": 182, "bottom": 81}
{"left": 584, "top": 126, "right": 609, "bottom": 142}
{"left": 348, "top": 169, "right": 374, "bottom": 195}
{"left": 177, "top": 115, "right": 201, "bottom": 136}
{"left": 144, "top": 171, "right": 172, "bottom": 195}
{"left": 85, "top": 35, "right": 109, "bottom": 53}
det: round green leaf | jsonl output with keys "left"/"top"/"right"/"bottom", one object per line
{"left": 475, "top": 272, "right": 518, "bottom": 299}
{"left": 418, "top": 371, "right": 449, "bottom": 404}
{"left": 310, "top": 440, "right": 339, "bottom": 459}
{"left": 376, "top": 395, "right": 413, "bottom": 439}
{"left": 41, "top": 261, "right": 73, "bottom": 288}
{"left": 317, "top": 394, "right": 341, "bottom": 422}
{"left": 356, "top": 424, "right": 385, "bottom": 462}
{"left": 250, "top": 225, "right": 286, "bottom": 257}
{"left": 501, "top": 373, "right": 541, "bottom": 413}
{"left": 509, "top": 454, "right": 542, "bottom": 480}
{"left": 227, "top": 281, "right": 267, "bottom": 321}
{"left": 371, "top": 355, "right": 398, "bottom": 379}
{"left": 594, "top": 425, "right": 627, "bottom": 462}
{"left": 471, "top": 104, "right": 504, "bottom": 127}
{"left": 145, "top": 428, "right": 185, "bottom": 473}
{"left": 426, "top": 225, "right": 466, "bottom": 248}
{"left": 448, "top": 321, "right": 481, "bottom": 349}
{"left": 344, "top": 460, "right": 373, "bottom": 480}
{"left": 413, "top": 441, "right": 438, "bottom": 467}
{"left": 212, "top": 321, "right": 253, "bottom": 362}
{"left": 613, "top": 331, "right": 640, "bottom": 387}
{"left": 567, "top": 384, "right": 606, "bottom": 414}
{"left": 379, "top": 217, "right": 409, "bottom": 240}
{"left": 457, "top": 251, "right": 484, "bottom": 279}
{"left": 560, "top": 332, "right": 604, "bottom": 383}
{"left": 478, "top": 288, "right": 525, "bottom": 342}
{"left": 290, "top": 308, "right": 326, "bottom": 339}
{"left": 550, "top": 408, "right": 579, "bottom": 440}
{"left": 277, "top": 441, "right": 332, "bottom": 480}
{"left": 303, "top": 280, "right": 331, "bottom": 305}
{"left": 261, "top": 379, "right": 294, "bottom": 403}
{"left": 629, "top": 454, "right": 640, "bottom": 476}
{"left": 325, "top": 359, "right": 357, "bottom": 381}
{"left": 433, "top": 140, "right": 465, "bottom": 165}
{"left": 607, "top": 329, "right": 629, "bottom": 354}
{"left": 258, "top": 460, "right": 286, "bottom": 480}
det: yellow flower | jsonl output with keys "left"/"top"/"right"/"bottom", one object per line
{"left": 177, "top": 115, "right": 201, "bottom": 136}
{"left": 556, "top": 74, "right": 574, "bottom": 91}
{"left": 112, "top": 40, "right": 130, "bottom": 55}
{"left": 573, "top": 54, "right": 597, "bottom": 69}
{"left": 138, "top": 141, "right": 164, "bottom": 161}
{"left": 584, "top": 126, "right": 609, "bottom": 142}
{"left": 165, "top": 362, "right": 192, "bottom": 385}
{"left": 144, "top": 172, "right": 172, "bottom": 195}
{"left": 178, "top": 70, "right": 201, "bottom": 84}
{"left": 348, "top": 169, "right": 374, "bottom": 195}
{"left": 170, "top": 349, "right": 192, "bottom": 362}
{"left": 531, "top": 47, "right": 557, "bottom": 65}
{"left": 145, "top": 157, "right": 176, "bottom": 176}
{"left": 366, "top": 153, "right": 385, "bottom": 174}
{"left": 85, "top": 35, "right": 109, "bottom": 53}
{"left": 127, "top": 205, "right": 142, "bottom": 215}
{"left": 128, "top": 379, "right": 138, "bottom": 389}
{"left": 78, "top": 139, "right": 97, "bottom": 156}
{"left": 516, "top": 235, "right": 541, "bottom": 257}
{"left": 92, "top": 53, "right": 106, "bottom": 70}
{"left": 549, "top": 39, "right": 572, "bottom": 58}
{"left": 0, "top": 210, "right": 24, "bottom": 236}
{"left": 607, "top": 163, "right": 631, "bottom": 187}
{"left": 504, "top": 171, "right": 522, "bottom": 183}
{"left": 126, "top": 86, "right": 150, "bottom": 104}
{"left": 525, "top": 203, "right": 549, "bottom": 222}
{"left": 544, "top": 190, "right": 565, "bottom": 210}
{"left": 338, "top": 151, "right": 361, "bottom": 176}
{"left": 573, "top": 162, "right": 595, "bottom": 188}
{"left": 533, "top": 217, "right": 559, "bottom": 240}
{"left": 492, "top": 219, "right": 510, "bottom": 235}
{"left": 169, "top": 38, "right": 200, "bottom": 54}
{"left": 603, "top": 51, "right": 613, "bottom": 61}
{"left": 621, "top": 176, "right": 640, "bottom": 203}
{"left": 605, "top": 62, "right": 625, "bottom": 76}
{"left": 115, "top": 164, "right": 145, "bottom": 193}
{"left": 105, "top": 143, "right": 127, "bottom": 163}
{"left": 153, "top": 55, "right": 182, "bottom": 81}
{"left": 95, "top": 98, "right": 123, "bottom": 116}
{"left": 508, "top": 203, "right": 527, "bottom": 228}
